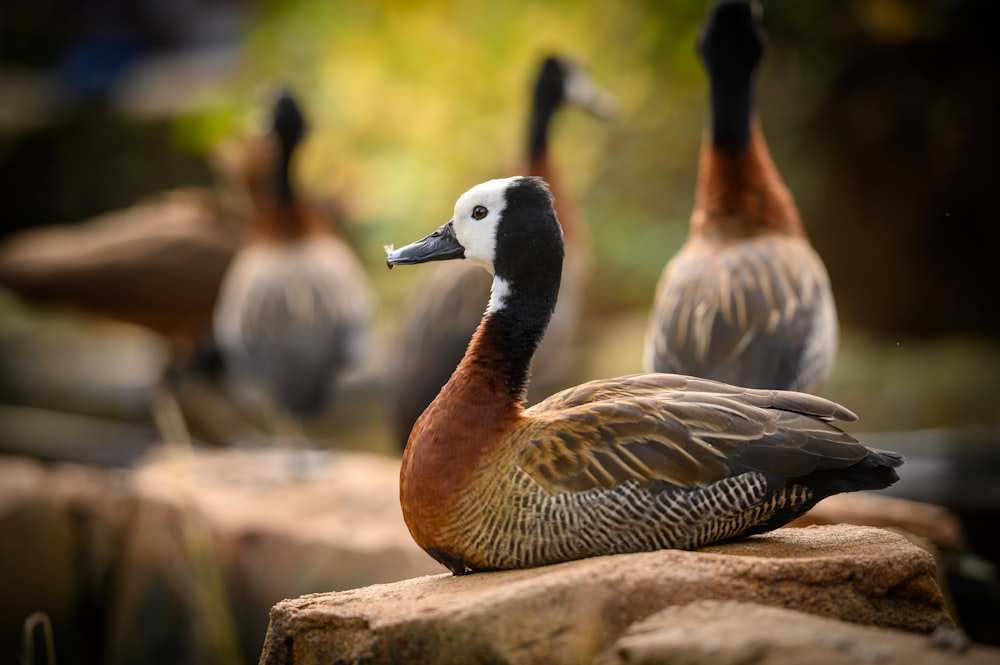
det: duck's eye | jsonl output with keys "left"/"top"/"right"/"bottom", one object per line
{"left": 472, "top": 205, "right": 488, "bottom": 220}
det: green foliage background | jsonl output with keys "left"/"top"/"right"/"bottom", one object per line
{"left": 177, "top": 0, "right": 723, "bottom": 306}
{"left": 165, "top": 0, "right": 1000, "bottom": 432}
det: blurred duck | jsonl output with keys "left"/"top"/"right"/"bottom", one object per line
{"left": 0, "top": 146, "right": 252, "bottom": 361}
{"left": 0, "top": 138, "right": 261, "bottom": 444}
{"left": 386, "top": 176, "right": 901, "bottom": 574}
{"left": 387, "top": 55, "right": 613, "bottom": 450}
{"left": 213, "top": 90, "right": 372, "bottom": 430}
{"left": 643, "top": 0, "right": 838, "bottom": 393}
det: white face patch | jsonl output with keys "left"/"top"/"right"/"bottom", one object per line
{"left": 451, "top": 176, "right": 522, "bottom": 274}
{"left": 487, "top": 276, "right": 512, "bottom": 313}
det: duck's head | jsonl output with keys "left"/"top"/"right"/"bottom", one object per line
{"left": 698, "top": 0, "right": 765, "bottom": 81}
{"left": 271, "top": 89, "right": 307, "bottom": 152}
{"left": 535, "top": 56, "right": 616, "bottom": 121}
{"left": 387, "top": 176, "right": 564, "bottom": 311}
{"left": 256, "top": 89, "right": 308, "bottom": 206}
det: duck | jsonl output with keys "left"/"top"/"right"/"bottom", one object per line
{"left": 213, "top": 90, "right": 373, "bottom": 427}
{"left": 385, "top": 176, "right": 902, "bottom": 575}
{"left": 643, "top": 0, "right": 838, "bottom": 393}
{"left": 0, "top": 136, "right": 264, "bottom": 444}
{"left": 386, "top": 55, "right": 613, "bottom": 450}
{"left": 0, "top": 148, "right": 251, "bottom": 362}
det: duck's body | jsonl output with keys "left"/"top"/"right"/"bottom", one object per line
{"left": 214, "top": 234, "right": 370, "bottom": 417}
{"left": 644, "top": 0, "right": 838, "bottom": 393}
{"left": 387, "top": 56, "right": 611, "bottom": 449}
{"left": 387, "top": 176, "right": 901, "bottom": 574}
{"left": 213, "top": 92, "right": 371, "bottom": 421}
{"left": 0, "top": 175, "right": 247, "bottom": 359}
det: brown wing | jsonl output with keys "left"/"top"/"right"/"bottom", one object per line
{"left": 519, "top": 373, "right": 862, "bottom": 494}
{"left": 644, "top": 234, "right": 837, "bottom": 392}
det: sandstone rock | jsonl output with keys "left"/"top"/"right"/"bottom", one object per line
{"left": 259, "top": 525, "right": 955, "bottom": 665}
{"left": 787, "top": 491, "right": 966, "bottom": 551}
{"left": 595, "top": 600, "right": 999, "bottom": 665}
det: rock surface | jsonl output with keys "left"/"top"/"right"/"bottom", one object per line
{"left": 595, "top": 600, "right": 999, "bottom": 665}
{"left": 259, "top": 525, "right": 955, "bottom": 665}
{"left": 788, "top": 491, "right": 966, "bottom": 551}
{"left": 0, "top": 448, "right": 438, "bottom": 665}
{"left": 111, "top": 446, "right": 439, "bottom": 662}
{"left": 0, "top": 456, "right": 134, "bottom": 663}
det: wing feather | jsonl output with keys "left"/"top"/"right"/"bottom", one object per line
{"left": 519, "top": 374, "right": 864, "bottom": 494}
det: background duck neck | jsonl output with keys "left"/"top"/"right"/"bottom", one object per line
{"left": 692, "top": 122, "right": 804, "bottom": 238}
{"left": 273, "top": 142, "right": 296, "bottom": 208}
{"left": 707, "top": 63, "right": 756, "bottom": 152}
{"left": 528, "top": 93, "right": 558, "bottom": 166}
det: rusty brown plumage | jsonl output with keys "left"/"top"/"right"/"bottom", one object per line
{"left": 690, "top": 123, "right": 805, "bottom": 240}
{"left": 400, "top": 319, "right": 525, "bottom": 555}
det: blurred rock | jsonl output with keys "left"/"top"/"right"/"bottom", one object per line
{"left": 0, "top": 456, "right": 134, "bottom": 663}
{"left": 0, "top": 448, "right": 440, "bottom": 665}
{"left": 0, "top": 404, "right": 158, "bottom": 467}
{"left": 110, "top": 447, "right": 439, "bottom": 663}
{"left": 787, "top": 491, "right": 966, "bottom": 551}
{"left": 259, "top": 525, "right": 954, "bottom": 665}
{"left": 595, "top": 600, "right": 999, "bottom": 665}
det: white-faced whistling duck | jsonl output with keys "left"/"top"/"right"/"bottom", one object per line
{"left": 213, "top": 90, "right": 372, "bottom": 426}
{"left": 643, "top": 0, "right": 839, "bottom": 393}
{"left": 387, "top": 55, "right": 613, "bottom": 450}
{"left": 385, "top": 176, "right": 901, "bottom": 574}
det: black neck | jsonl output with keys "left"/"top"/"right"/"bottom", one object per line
{"left": 528, "top": 59, "right": 565, "bottom": 162}
{"left": 698, "top": 0, "right": 764, "bottom": 153}
{"left": 708, "top": 68, "right": 755, "bottom": 153}
{"left": 270, "top": 91, "right": 306, "bottom": 208}
{"left": 273, "top": 142, "right": 296, "bottom": 207}
{"left": 528, "top": 94, "right": 559, "bottom": 163}
{"left": 484, "top": 271, "right": 560, "bottom": 401}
